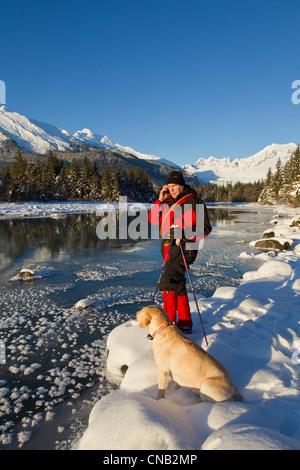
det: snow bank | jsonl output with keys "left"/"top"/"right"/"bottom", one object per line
{"left": 0, "top": 201, "right": 152, "bottom": 219}
{"left": 77, "top": 211, "right": 300, "bottom": 450}
{"left": 0, "top": 202, "right": 100, "bottom": 218}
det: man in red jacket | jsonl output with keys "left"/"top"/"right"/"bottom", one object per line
{"left": 149, "top": 170, "right": 212, "bottom": 333}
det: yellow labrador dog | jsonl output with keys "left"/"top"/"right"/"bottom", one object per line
{"left": 136, "top": 305, "right": 242, "bottom": 402}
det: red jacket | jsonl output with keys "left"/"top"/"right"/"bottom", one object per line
{"left": 149, "top": 185, "right": 212, "bottom": 243}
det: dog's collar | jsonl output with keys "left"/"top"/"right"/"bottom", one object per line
{"left": 147, "top": 323, "right": 171, "bottom": 341}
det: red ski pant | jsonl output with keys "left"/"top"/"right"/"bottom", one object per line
{"left": 163, "top": 291, "right": 193, "bottom": 327}
{"left": 160, "top": 242, "right": 193, "bottom": 327}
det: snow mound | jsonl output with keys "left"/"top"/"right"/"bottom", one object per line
{"left": 202, "top": 424, "right": 300, "bottom": 450}
{"left": 243, "top": 260, "right": 293, "bottom": 281}
{"left": 78, "top": 389, "right": 198, "bottom": 450}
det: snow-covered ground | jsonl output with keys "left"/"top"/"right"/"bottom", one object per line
{"left": 0, "top": 201, "right": 299, "bottom": 450}
{"left": 0, "top": 201, "right": 152, "bottom": 219}
{"left": 0, "top": 201, "right": 117, "bottom": 218}
{"left": 78, "top": 208, "right": 300, "bottom": 451}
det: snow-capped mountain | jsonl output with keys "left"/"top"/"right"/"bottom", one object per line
{"left": 183, "top": 143, "right": 298, "bottom": 184}
{"left": 71, "top": 128, "right": 175, "bottom": 167}
{"left": 0, "top": 106, "right": 297, "bottom": 185}
{"left": 0, "top": 106, "right": 72, "bottom": 153}
{"left": 0, "top": 106, "right": 177, "bottom": 168}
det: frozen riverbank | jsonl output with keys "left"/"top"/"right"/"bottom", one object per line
{"left": 1, "top": 199, "right": 296, "bottom": 218}
{"left": 0, "top": 200, "right": 154, "bottom": 219}
{"left": 78, "top": 207, "right": 300, "bottom": 451}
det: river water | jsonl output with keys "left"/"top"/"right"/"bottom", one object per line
{"left": 0, "top": 204, "right": 275, "bottom": 449}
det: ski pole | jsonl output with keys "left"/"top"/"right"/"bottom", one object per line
{"left": 152, "top": 238, "right": 174, "bottom": 304}
{"left": 179, "top": 241, "right": 208, "bottom": 346}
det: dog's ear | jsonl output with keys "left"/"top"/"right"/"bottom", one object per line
{"left": 137, "top": 308, "right": 151, "bottom": 328}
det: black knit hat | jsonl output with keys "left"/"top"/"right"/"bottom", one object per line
{"left": 166, "top": 170, "right": 185, "bottom": 186}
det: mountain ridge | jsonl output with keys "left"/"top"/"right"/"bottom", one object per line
{"left": 0, "top": 106, "right": 297, "bottom": 186}
{"left": 183, "top": 143, "right": 298, "bottom": 184}
{"left": 0, "top": 106, "right": 199, "bottom": 188}
{"left": 0, "top": 106, "right": 177, "bottom": 168}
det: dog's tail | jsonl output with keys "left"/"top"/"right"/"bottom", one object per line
{"left": 233, "top": 387, "right": 243, "bottom": 402}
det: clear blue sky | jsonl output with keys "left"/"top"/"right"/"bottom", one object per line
{"left": 0, "top": 0, "right": 299, "bottom": 165}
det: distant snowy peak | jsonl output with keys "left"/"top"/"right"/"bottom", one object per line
{"left": 71, "top": 128, "right": 116, "bottom": 149}
{"left": 0, "top": 106, "right": 177, "bottom": 168}
{"left": 0, "top": 106, "right": 72, "bottom": 153}
{"left": 183, "top": 143, "right": 298, "bottom": 184}
{"left": 0, "top": 106, "right": 117, "bottom": 154}
{"left": 72, "top": 128, "right": 178, "bottom": 167}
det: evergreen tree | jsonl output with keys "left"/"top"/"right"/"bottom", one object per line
{"left": 0, "top": 166, "right": 11, "bottom": 200}
{"left": 68, "top": 158, "right": 81, "bottom": 199}
{"left": 10, "top": 150, "right": 28, "bottom": 200}
{"left": 100, "top": 165, "right": 120, "bottom": 201}
{"left": 272, "top": 158, "right": 283, "bottom": 196}
{"left": 290, "top": 146, "right": 300, "bottom": 181}
{"left": 89, "top": 161, "right": 101, "bottom": 201}
{"left": 80, "top": 156, "right": 92, "bottom": 199}
{"left": 282, "top": 159, "right": 292, "bottom": 186}
{"left": 56, "top": 163, "right": 69, "bottom": 200}
{"left": 25, "top": 162, "right": 38, "bottom": 199}
{"left": 47, "top": 150, "right": 63, "bottom": 176}
{"left": 258, "top": 147, "right": 300, "bottom": 204}
{"left": 0, "top": 152, "right": 154, "bottom": 203}
{"left": 140, "top": 169, "right": 155, "bottom": 200}
{"left": 265, "top": 167, "right": 272, "bottom": 186}
{"left": 45, "top": 154, "right": 57, "bottom": 198}
{"left": 110, "top": 167, "right": 120, "bottom": 202}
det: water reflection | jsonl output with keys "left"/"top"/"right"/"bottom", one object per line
{"left": 0, "top": 214, "right": 143, "bottom": 269}
{"left": 208, "top": 208, "right": 237, "bottom": 225}
{"left": 0, "top": 208, "right": 254, "bottom": 272}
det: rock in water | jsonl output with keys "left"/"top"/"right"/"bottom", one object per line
{"left": 251, "top": 238, "right": 293, "bottom": 251}
{"left": 74, "top": 299, "right": 96, "bottom": 310}
{"left": 17, "top": 269, "right": 36, "bottom": 279}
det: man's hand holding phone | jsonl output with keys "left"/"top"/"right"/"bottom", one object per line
{"left": 158, "top": 185, "right": 170, "bottom": 203}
